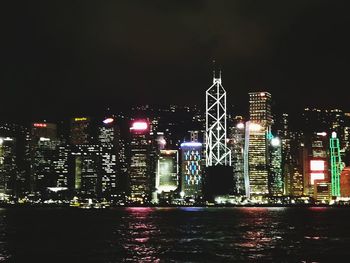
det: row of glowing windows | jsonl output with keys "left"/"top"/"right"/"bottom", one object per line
{"left": 185, "top": 175, "right": 201, "bottom": 185}
{"left": 184, "top": 152, "right": 201, "bottom": 161}
{"left": 186, "top": 161, "right": 200, "bottom": 175}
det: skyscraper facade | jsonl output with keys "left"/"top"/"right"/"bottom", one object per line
{"left": 244, "top": 91, "right": 272, "bottom": 198}
{"left": 269, "top": 137, "right": 283, "bottom": 196}
{"left": 98, "top": 117, "right": 118, "bottom": 198}
{"left": 156, "top": 150, "right": 178, "bottom": 193}
{"left": 181, "top": 142, "right": 203, "bottom": 198}
{"left": 30, "top": 123, "right": 59, "bottom": 196}
{"left": 0, "top": 137, "right": 16, "bottom": 199}
{"left": 70, "top": 117, "right": 91, "bottom": 145}
{"left": 330, "top": 132, "right": 342, "bottom": 197}
{"left": 129, "top": 120, "right": 151, "bottom": 203}
{"left": 228, "top": 117, "right": 245, "bottom": 194}
{"left": 205, "top": 72, "right": 231, "bottom": 166}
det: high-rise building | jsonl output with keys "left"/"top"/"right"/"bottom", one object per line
{"left": 303, "top": 132, "right": 330, "bottom": 197}
{"left": 228, "top": 117, "right": 245, "bottom": 194}
{"left": 32, "top": 123, "right": 57, "bottom": 140}
{"left": 0, "top": 137, "right": 16, "bottom": 199}
{"left": 340, "top": 167, "right": 350, "bottom": 197}
{"left": 269, "top": 137, "right": 283, "bottom": 196}
{"left": 181, "top": 142, "right": 203, "bottom": 198}
{"left": 330, "top": 132, "right": 342, "bottom": 197}
{"left": 0, "top": 123, "right": 31, "bottom": 197}
{"left": 249, "top": 92, "right": 273, "bottom": 126}
{"left": 53, "top": 145, "right": 69, "bottom": 188}
{"left": 129, "top": 120, "right": 151, "bottom": 203}
{"left": 98, "top": 117, "right": 118, "bottom": 198}
{"left": 156, "top": 150, "right": 179, "bottom": 194}
{"left": 244, "top": 92, "right": 272, "bottom": 199}
{"left": 70, "top": 117, "right": 91, "bottom": 145}
{"left": 205, "top": 72, "right": 231, "bottom": 166}
{"left": 72, "top": 144, "right": 101, "bottom": 197}
{"left": 30, "top": 123, "right": 59, "bottom": 196}
{"left": 244, "top": 122, "right": 269, "bottom": 197}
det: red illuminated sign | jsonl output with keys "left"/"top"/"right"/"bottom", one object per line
{"left": 130, "top": 121, "right": 148, "bottom": 131}
{"left": 33, "top": 123, "right": 47, "bottom": 128}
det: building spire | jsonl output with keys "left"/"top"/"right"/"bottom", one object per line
{"left": 212, "top": 58, "right": 216, "bottom": 82}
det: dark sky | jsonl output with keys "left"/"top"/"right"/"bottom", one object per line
{"left": 2, "top": 1, "right": 350, "bottom": 121}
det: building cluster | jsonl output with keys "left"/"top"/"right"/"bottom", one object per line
{"left": 1, "top": 75, "right": 350, "bottom": 206}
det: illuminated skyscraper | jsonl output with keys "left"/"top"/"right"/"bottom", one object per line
{"left": 244, "top": 92, "right": 272, "bottom": 198}
{"left": 156, "top": 150, "right": 179, "bottom": 193}
{"left": 249, "top": 92, "right": 272, "bottom": 125}
{"left": 98, "top": 117, "right": 118, "bottom": 197}
{"left": 330, "top": 132, "right": 342, "bottom": 197}
{"left": 30, "top": 123, "right": 59, "bottom": 195}
{"left": 0, "top": 137, "right": 16, "bottom": 199}
{"left": 129, "top": 120, "right": 151, "bottom": 203}
{"left": 53, "top": 145, "right": 69, "bottom": 188}
{"left": 32, "top": 123, "right": 57, "bottom": 140}
{"left": 228, "top": 117, "right": 245, "bottom": 194}
{"left": 181, "top": 142, "right": 203, "bottom": 198}
{"left": 269, "top": 137, "right": 283, "bottom": 196}
{"left": 72, "top": 144, "right": 101, "bottom": 197}
{"left": 303, "top": 132, "right": 329, "bottom": 197}
{"left": 205, "top": 72, "right": 231, "bottom": 166}
{"left": 70, "top": 117, "right": 91, "bottom": 145}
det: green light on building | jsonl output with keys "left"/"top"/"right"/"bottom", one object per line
{"left": 330, "top": 132, "right": 342, "bottom": 197}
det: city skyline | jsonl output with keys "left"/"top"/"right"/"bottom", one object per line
{"left": 3, "top": 2, "right": 350, "bottom": 262}
{"left": 2, "top": 1, "right": 350, "bottom": 121}
{"left": 1, "top": 81, "right": 350, "bottom": 206}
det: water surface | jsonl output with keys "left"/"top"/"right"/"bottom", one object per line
{"left": 1, "top": 207, "right": 350, "bottom": 262}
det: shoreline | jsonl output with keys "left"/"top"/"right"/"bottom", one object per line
{"left": 1, "top": 203, "right": 350, "bottom": 209}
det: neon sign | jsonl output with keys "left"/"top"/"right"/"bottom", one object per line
{"left": 130, "top": 121, "right": 148, "bottom": 131}
{"left": 33, "top": 123, "right": 47, "bottom": 128}
{"left": 103, "top": 118, "right": 114, "bottom": 124}
{"left": 310, "top": 160, "right": 325, "bottom": 171}
{"left": 74, "top": 117, "right": 88, "bottom": 122}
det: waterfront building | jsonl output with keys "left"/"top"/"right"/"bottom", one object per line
{"left": 129, "top": 120, "right": 151, "bottom": 203}
{"left": 0, "top": 137, "right": 16, "bottom": 199}
{"left": 30, "top": 123, "right": 60, "bottom": 196}
{"left": 228, "top": 117, "right": 245, "bottom": 194}
{"left": 244, "top": 92, "right": 272, "bottom": 198}
{"left": 98, "top": 117, "right": 118, "bottom": 197}
{"left": 156, "top": 150, "right": 179, "bottom": 202}
{"left": 205, "top": 72, "right": 231, "bottom": 166}
{"left": 181, "top": 142, "right": 203, "bottom": 198}
{"left": 314, "top": 180, "right": 331, "bottom": 203}
{"left": 340, "top": 167, "right": 350, "bottom": 197}
{"left": 330, "top": 132, "right": 342, "bottom": 197}
{"left": 53, "top": 145, "right": 69, "bottom": 188}
{"left": 269, "top": 137, "right": 283, "bottom": 196}
{"left": 71, "top": 144, "right": 101, "bottom": 197}
{"left": 303, "top": 132, "right": 330, "bottom": 197}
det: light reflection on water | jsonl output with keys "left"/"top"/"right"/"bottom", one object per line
{"left": 119, "top": 207, "right": 161, "bottom": 262}
{"left": 0, "top": 207, "right": 350, "bottom": 262}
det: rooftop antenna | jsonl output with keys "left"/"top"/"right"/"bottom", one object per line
{"left": 212, "top": 59, "right": 216, "bottom": 81}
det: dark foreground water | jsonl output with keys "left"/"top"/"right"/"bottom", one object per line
{"left": 0, "top": 207, "right": 350, "bottom": 262}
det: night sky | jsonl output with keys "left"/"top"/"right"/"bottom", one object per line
{"left": 2, "top": 1, "right": 350, "bottom": 121}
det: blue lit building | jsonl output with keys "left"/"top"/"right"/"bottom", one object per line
{"left": 180, "top": 142, "right": 203, "bottom": 198}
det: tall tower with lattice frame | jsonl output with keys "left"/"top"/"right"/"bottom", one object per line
{"left": 205, "top": 71, "right": 231, "bottom": 167}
